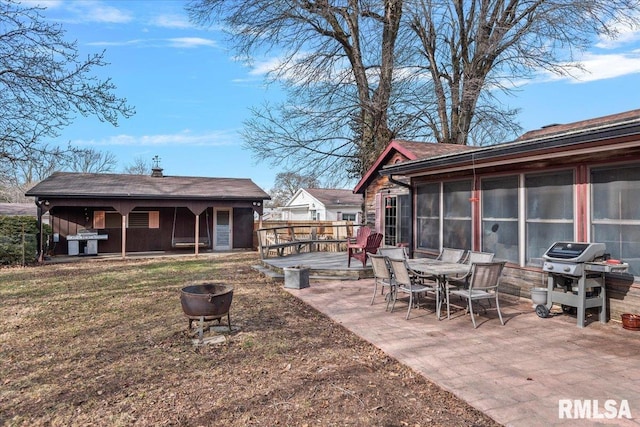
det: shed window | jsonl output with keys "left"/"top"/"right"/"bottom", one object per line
{"left": 93, "top": 211, "right": 105, "bottom": 229}
{"left": 525, "top": 171, "right": 574, "bottom": 264}
{"left": 481, "top": 176, "right": 519, "bottom": 263}
{"left": 592, "top": 165, "right": 640, "bottom": 277}
{"left": 129, "top": 212, "right": 150, "bottom": 228}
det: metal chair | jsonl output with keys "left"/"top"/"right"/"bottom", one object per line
{"left": 369, "top": 253, "right": 394, "bottom": 308}
{"left": 387, "top": 257, "right": 438, "bottom": 320}
{"left": 378, "top": 246, "right": 408, "bottom": 259}
{"left": 445, "top": 251, "right": 495, "bottom": 319}
{"left": 448, "top": 261, "right": 506, "bottom": 328}
{"left": 436, "top": 247, "right": 466, "bottom": 263}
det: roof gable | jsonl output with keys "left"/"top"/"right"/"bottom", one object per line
{"left": 353, "top": 140, "right": 477, "bottom": 193}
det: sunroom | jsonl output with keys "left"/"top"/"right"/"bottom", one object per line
{"left": 379, "top": 109, "right": 640, "bottom": 319}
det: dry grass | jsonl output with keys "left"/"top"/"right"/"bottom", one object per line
{"left": 0, "top": 252, "right": 499, "bottom": 426}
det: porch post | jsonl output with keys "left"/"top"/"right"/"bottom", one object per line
{"left": 121, "top": 214, "right": 126, "bottom": 259}
{"left": 194, "top": 213, "right": 200, "bottom": 256}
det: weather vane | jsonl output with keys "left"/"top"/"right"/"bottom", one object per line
{"left": 152, "top": 155, "right": 161, "bottom": 169}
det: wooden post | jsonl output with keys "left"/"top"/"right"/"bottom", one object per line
{"left": 121, "top": 214, "right": 126, "bottom": 259}
{"left": 194, "top": 213, "right": 200, "bottom": 256}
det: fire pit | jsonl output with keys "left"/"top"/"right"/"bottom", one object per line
{"left": 180, "top": 283, "right": 233, "bottom": 332}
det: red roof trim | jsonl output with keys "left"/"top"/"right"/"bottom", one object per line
{"left": 353, "top": 141, "right": 419, "bottom": 194}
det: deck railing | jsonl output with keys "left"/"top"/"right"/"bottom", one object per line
{"left": 255, "top": 221, "right": 363, "bottom": 258}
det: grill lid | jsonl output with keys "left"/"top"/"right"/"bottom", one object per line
{"left": 542, "top": 242, "right": 606, "bottom": 262}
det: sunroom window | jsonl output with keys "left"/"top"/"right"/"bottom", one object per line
{"left": 416, "top": 183, "right": 440, "bottom": 251}
{"left": 525, "top": 171, "right": 574, "bottom": 264}
{"left": 591, "top": 165, "right": 640, "bottom": 277}
{"left": 481, "top": 176, "right": 519, "bottom": 263}
{"left": 443, "top": 180, "right": 472, "bottom": 250}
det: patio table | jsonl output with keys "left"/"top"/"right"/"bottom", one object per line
{"left": 406, "top": 258, "right": 469, "bottom": 320}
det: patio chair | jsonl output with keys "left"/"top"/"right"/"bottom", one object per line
{"left": 348, "top": 232, "right": 383, "bottom": 267}
{"left": 369, "top": 253, "right": 394, "bottom": 308}
{"left": 445, "top": 251, "right": 495, "bottom": 319}
{"left": 378, "top": 246, "right": 408, "bottom": 259}
{"left": 346, "top": 226, "right": 371, "bottom": 247}
{"left": 387, "top": 257, "right": 438, "bottom": 320}
{"left": 448, "top": 261, "right": 506, "bottom": 328}
{"left": 436, "top": 247, "right": 466, "bottom": 263}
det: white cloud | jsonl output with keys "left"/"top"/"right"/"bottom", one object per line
{"left": 541, "top": 52, "right": 640, "bottom": 83}
{"left": 166, "top": 37, "right": 217, "bottom": 48}
{"left": 86, "top": 37, "right": 217, "bottom": 49}
{"left": 594, "top": 12, "right": 640, "bottom": 49}
{"left": 58, "top": 1, "right": 133, "bottom": 24}
{"left": 150, "top": 13, "right": 194, "bottom": 29}
{"left": 73, "top": 130, "right": 238, "bottom": 147}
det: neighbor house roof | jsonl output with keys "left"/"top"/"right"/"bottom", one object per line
{"left": 0, "top": 203, "right": 37, "bottom": 217}
{"left": 354, "top": 140, "right": 478, "bottom": 193}
{"left": 25, "top": 172, "right": 271, "bottom": 201}
{"left": 303, "top": 188, "right": 362, "bottom": 207}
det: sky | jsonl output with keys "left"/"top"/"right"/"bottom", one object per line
{"left": 26, "top": 0, "right": 640, "bottom": 193}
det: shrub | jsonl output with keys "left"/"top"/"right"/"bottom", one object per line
{"left": 0, "top": 215, "right": 51, "bottom": 265}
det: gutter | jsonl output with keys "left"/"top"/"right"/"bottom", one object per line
{"left": 380, "top": 120, "right": 640, "bottom": 176}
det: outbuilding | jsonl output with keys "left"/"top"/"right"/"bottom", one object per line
{"left": 25, "top": 167, "right": 270, "bottom": 258}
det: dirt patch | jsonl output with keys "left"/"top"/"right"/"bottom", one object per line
{"left": 0, "top": 252, "right": 500, "bottom": 426}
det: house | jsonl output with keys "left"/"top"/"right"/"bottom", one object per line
{"left": 25, "top": 168, "right": 270, "bottom": 257}
{"left": 357, "top": 109, "right": 640, "bottom": 319}
{"left": 280, "top": 188, "right": 363, "bottom": 223}
{"left": 353, "top": 140, "right": 477, "bottom": 247}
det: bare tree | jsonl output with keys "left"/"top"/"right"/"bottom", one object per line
{"left": 123, "top": 156, "right": 152, "bottom": 175}
{"left": 189, "top": 0, "right": 639, "bottom": 180}
{"left": 188, "top": 0, "right": 404, "bottom": 179}
{"left": 404, "top": 0, "right": 639, "bottom": 146}
{"left": 63, "top": 148, "right": 118, "bottom": 173}
{"left": 268, "top": 172, "right": 321, "bottom": 207}
{"left": 0, "top": 1, "right": 134, "bottom": 168}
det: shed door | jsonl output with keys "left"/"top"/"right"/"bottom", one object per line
{"left": 214, "top": 209, "right": 232, "bottom": 250}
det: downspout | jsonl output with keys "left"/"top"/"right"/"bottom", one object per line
{"left": 387, "top": 175, "right": 413, "bottom": 258}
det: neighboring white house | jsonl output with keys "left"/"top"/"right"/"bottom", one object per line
{"left": 281, "top": 188, "right": 363, "bottom": 222}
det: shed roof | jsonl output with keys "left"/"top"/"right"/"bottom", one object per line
{"left": 25, "top": 172, "right": 271, "bottom": 201}
{"left": 304, "top": 188, "right": 362, "bottom": 207}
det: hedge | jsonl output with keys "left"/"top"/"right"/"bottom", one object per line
{"left": 0, "top": 215, "right": 51, "bottom": 266}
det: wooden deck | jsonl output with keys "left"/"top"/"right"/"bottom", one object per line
{"left": 257, "top": 252, "right": 373, "bottom": 280}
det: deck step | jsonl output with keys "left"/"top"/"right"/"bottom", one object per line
{"left": 251, "top": 264, "right": 362, "bottom": 282}
{"left": 251, "top": 264, "right": 283, "bottom": 280}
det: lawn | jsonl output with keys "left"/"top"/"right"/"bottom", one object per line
{"left": 0, "top": 252, "right": 498, "bottom": 426}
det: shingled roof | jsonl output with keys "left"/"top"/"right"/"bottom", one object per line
{"left": 25, "top": 172, "right": 270, "bottom": 201}
{"left": 354, "top": 140, "right": 478, "bottom": 193}
{"left": 516, "top": 109, "right": 640, "bottom": 142}
{"left": 304, "top": 188, "right": 362, "bottom": 206}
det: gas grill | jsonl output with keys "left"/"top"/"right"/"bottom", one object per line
{"left": 537, "top": 242, "right": 627, "bottom": 327}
